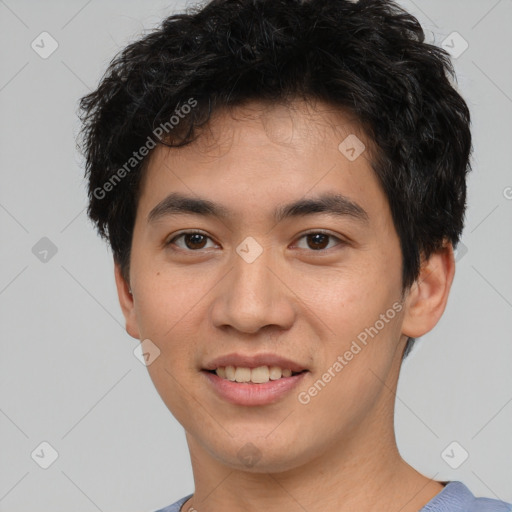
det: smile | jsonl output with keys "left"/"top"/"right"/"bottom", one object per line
{"left": 209, "top": 365, "right": 305, "bottom": 384}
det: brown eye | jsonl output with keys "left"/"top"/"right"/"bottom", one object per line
{"left": 306, "top": 233, "right": 330, "bottom": 250}
{"left": 183, "top": 233, "right": 207, "bottom": 249}
{"left": 167, "top": 232, "right": 215, "bottom": 251}
{"left": 295, "top": 232, "right": 343, "bottom": 251}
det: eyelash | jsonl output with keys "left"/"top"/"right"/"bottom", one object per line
{"left": 165, "top": 230, "right": 346, "bottom": 253}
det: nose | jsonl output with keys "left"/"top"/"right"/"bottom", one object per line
{"left": 210, "top": 244, "right": 296, "bottom": 335}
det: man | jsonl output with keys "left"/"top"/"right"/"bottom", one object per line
{"left": 78, "top": 0, "right": 511, "bottom": 510}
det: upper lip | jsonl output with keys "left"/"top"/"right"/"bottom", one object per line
{"left": 203, "top": 353, "right": 308, "bottom": 373}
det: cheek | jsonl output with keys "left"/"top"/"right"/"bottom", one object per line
{"left": 301, "top": 311, "right": 403, "bottom": 434}
{"left": 131, "top": 273, "right": 203, "bottom": 389}
{"left": 132, "top": 272, "right": 206, "bottom": 423}
{"left": 133, "top": 265, "right": 208, "bottom": 336}
{"left": 299, "top": 259, "right": 399, "bottom": 343}
{"left": 297, "top": 257, "right": 403, "bottom": 394}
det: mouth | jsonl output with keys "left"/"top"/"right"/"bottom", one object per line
{"left": 202, "top": 367, "right": 309, "bottom": 406}
{"left": 204, "top": 366, "right": 307, "bottom": 384}
{"left": 201, "top": 353, "right": 310, "bottom": 405}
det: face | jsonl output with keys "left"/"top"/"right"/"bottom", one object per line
{"left": 118, "top": 100, "right": 422, "bottom": 472}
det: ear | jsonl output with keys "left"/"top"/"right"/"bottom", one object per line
{"left": 114, "top": 261, "right": 140, "bottom": 339}
{"left": 401, "top": 240, "right": 456, "bottom": 339}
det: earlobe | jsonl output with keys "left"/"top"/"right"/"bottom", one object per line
{"left": 401, "top": 241, "right": 456, "bottom": 339}
{"left": 114, "top": 261, "right": 140, "bottom": 340}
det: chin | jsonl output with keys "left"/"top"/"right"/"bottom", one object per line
{"left": 208, "top": 435, "right": 315, "bottom": 474}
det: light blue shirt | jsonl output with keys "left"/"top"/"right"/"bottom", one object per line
{"left": 154, "top": 482, "right": 512, "bottom": 512}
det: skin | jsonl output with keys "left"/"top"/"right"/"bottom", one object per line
{"left": 115, "top": 100, "right": 455, "bottom": 512}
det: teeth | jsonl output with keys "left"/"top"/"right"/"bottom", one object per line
{"left": 214, "top": 365, "right": 298, "bottom": 383}
{"left": 234, "top": 367, "right": 251, "bottom": 383}
{"left": 269, "top": 366, "right": 282, "bottom": 380}
{"left": 251, "top": 366, "right": 269, "bottom": 383}
{"left": 225, "top": 365, "right": 236, "bottom": 381}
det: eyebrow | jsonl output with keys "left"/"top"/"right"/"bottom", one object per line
{"left": 147, "top": 192, "right": 369, "bottom": 225}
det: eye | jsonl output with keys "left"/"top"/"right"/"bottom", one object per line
{"left": 166, "top": 231, "right": 217, "bottom": 251}
{"left": 165, "top": 230, "right": 346, "bottom": 252}
{"left": 294, "top": 231, "right": 345, "bottom": 251}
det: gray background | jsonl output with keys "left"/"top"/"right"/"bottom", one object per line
{"left": 0, "top": 0, "right": 511, "bottom": 510}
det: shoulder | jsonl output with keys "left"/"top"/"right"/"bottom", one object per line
{"left": 421, "top": 481, "right": 512, "bottom": 512}
{"left": 153, "top": 493, "right": 194, "bottom": 512}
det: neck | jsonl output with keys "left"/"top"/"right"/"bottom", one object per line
{"left": 181, "top": 409, "right": 443, "bottom": 512}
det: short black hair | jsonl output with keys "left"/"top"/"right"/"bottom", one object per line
{"left": 78, "top": 0, "right": 472, "bottom": 358}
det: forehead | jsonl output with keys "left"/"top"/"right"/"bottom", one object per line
{"left": 136, "top": 99, "right": 388, "bottom": 226}
{"left": 174, "top": 99, "right": 371, "bottom": 156}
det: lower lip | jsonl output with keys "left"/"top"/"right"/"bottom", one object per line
{"left": 202, "top": 370, "right": 308, "bottom": 406}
